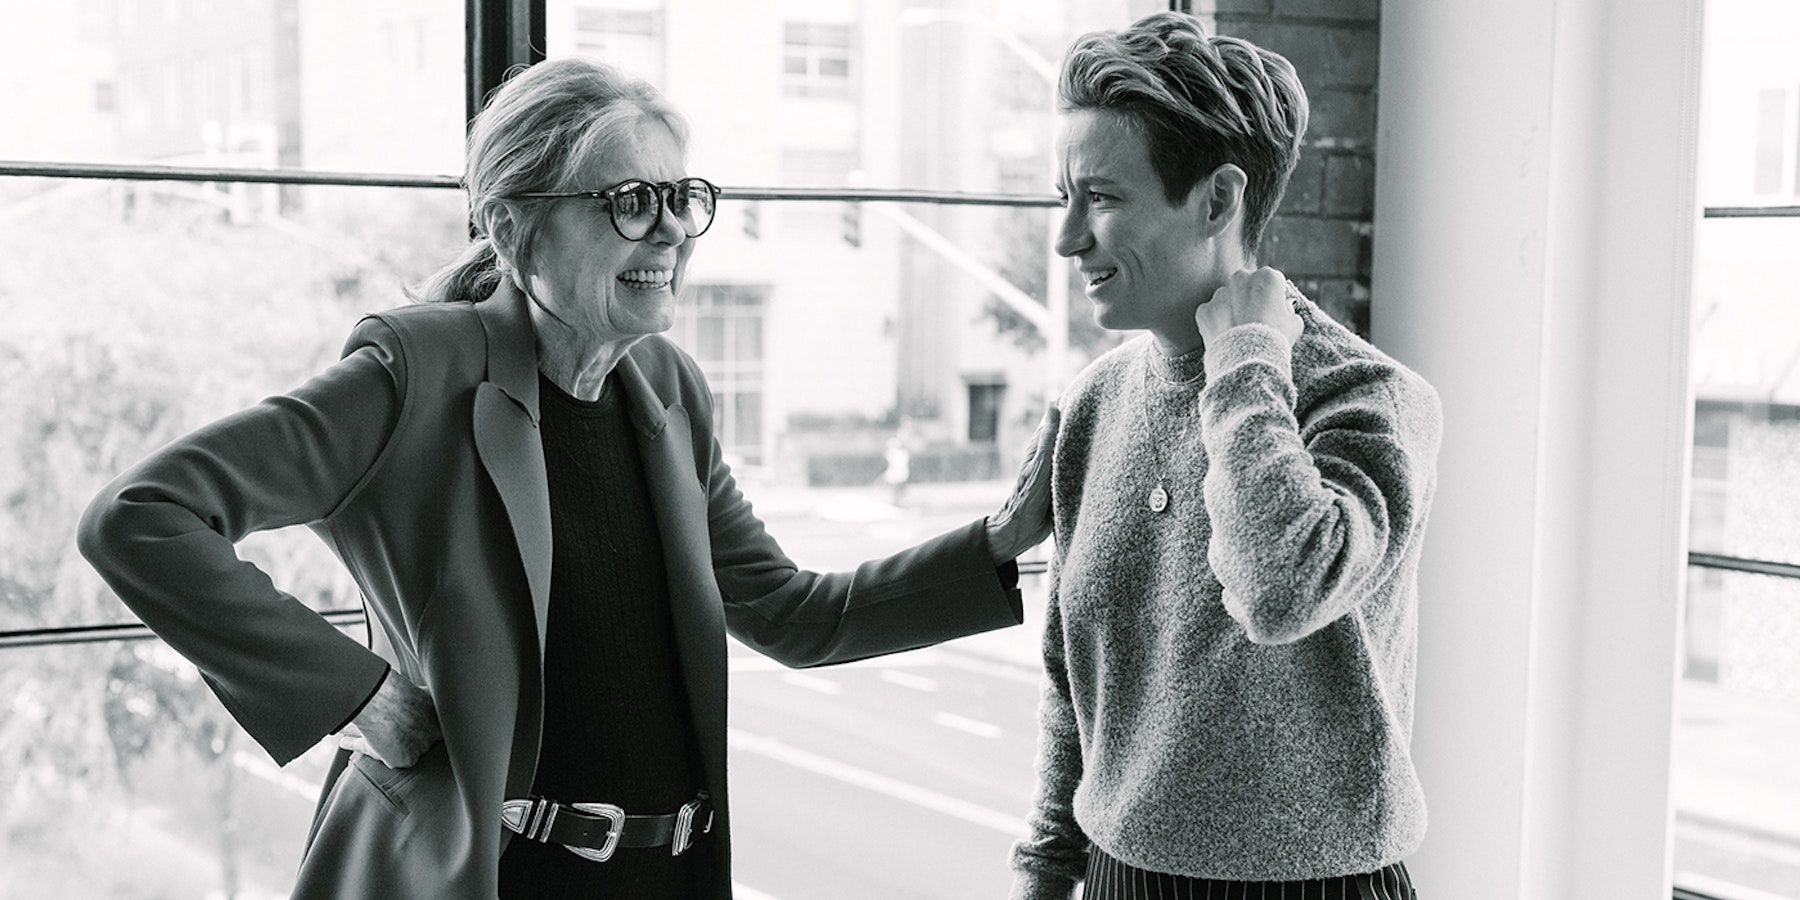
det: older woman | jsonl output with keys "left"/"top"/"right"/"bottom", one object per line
{"left": 1004, "top": 12, "right": 1442, "bottom": 900}
{"left": 78, "top": 58, "right": 1050, "bottom": 900}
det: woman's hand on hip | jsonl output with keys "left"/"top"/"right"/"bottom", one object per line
{"left": 985, "top": 404, "right": 1059, "bottom": 565}
{"left": 339, "top": 670, "right": 442, "bottom": 768}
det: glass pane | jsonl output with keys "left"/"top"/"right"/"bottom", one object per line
{"left": 1673, "top": 569, "right": 1800, "bottom": 898}
{"left": 0, "top": 1, "right": 465, "bottom": 175}
{"left": 1690, "top": 0, "right": 1800, "bottom": 570}
{"left": 539, "top": 3, "right": 1151, "bottom": 895}
{"left": 1678, "top": 0, "right": 1800, "bottom": 895}
{"left": 0, "top": 640, "right": 342, "bottom": 898}
{"left": 0, "top": 181, "right": 471, "bottom": 634}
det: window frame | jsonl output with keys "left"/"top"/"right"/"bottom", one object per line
{"left": 0, "top": 5, "right": 1781, "bottom": 899}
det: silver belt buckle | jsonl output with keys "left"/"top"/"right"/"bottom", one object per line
{"left": 501, "top": 797, "right": 560, "bottom": 842}
{"left": 671, "top": 791, "right": 710, "bottom": 857}
{"left": 564, "top": 802, "right": 626, "bottom": 862}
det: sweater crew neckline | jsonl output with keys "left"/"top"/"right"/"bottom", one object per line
{"left": 1146, "top": 341, "right": 1208, "bottom": 386}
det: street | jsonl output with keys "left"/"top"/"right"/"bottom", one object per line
{"left": 725, "top": 645, "right": 1042, "bottom": 899}
{"left": 723, "top": 479, "right": 1048, "bottom": 900}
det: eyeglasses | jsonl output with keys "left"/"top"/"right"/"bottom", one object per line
{"left": 515, "top": 177, "right": 721, "bottom": 242}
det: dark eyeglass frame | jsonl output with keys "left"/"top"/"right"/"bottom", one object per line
{"left": 514, "top": 177, "right": 722, "bottom": 242}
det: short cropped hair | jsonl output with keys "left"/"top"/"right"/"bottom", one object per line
{"left": 1059, "top": 12, "right": 1308, "bottom": 255}
{"left": 416, "top": 58, "right": 689, "bottom": 304}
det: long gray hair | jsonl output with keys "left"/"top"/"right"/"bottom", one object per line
{"left": 413, "top": 58, "right": 689, "bottom": 304}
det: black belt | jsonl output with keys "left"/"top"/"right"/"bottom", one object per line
{"left": 501, "top": 792, "right": 712, "bottom": 862}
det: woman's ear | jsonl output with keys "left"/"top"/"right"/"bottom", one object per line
{"left": 483, "top": 204, "right": 525, "bottom": 280}
{"left": 1196, "top": 163, "right": 1248, "bottom": 240}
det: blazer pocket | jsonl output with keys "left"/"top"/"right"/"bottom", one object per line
{"left": 346, "top": 742, "right": 442, "bottom": 819}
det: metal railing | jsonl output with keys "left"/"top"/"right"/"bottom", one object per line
{"left": 1, "top": 553, "right": 1787, "bottom": 650}
{"left": 0, "top": 160, "right": 1060, "bottom": 208}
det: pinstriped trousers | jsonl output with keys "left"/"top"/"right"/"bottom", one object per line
{"left": 1081, "top": 846, "right": 1417, "bottom": 900}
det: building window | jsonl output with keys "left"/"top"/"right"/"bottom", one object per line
{"left": 95, "top": 81, "right": 116, "bottom": 114}
{"left": 782, "top": 21, "right": 854, "bottom": 100}
{"left": 966, "top": 380, "right": 1005, "bottom": 444}
{"left": 575, "top": 6, "right": 666, "bottom": 87}
{"left": 161, "top": 61, "right": 182, "bottom": 127}
{"left": 778, "top": 147, "right": 859, "bottom": 234}
{"left": 1752, "top": 87, "right": 1787, "bottom": 194}
{"left": 672, "top": 284, "right": 768, "bottom": 467}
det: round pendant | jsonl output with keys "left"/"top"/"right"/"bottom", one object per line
{"left": 1148, "top": 484, "right": 1169, "bottom": 513}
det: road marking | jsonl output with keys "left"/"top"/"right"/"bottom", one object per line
{"left": 731, "top": 883, "right": 784, "bottom": 900}
{"left": 782, "top": 672, "right": 841, "bottom": 695}
{"left": 936, "top": 649, "right": 1043, "bottom": 686}
{"left": 932, "top": 711, "right": 1003, "bottom": 739}
{"left": 879, "top": 669, "right": 940, "bottom": 692}
{"left": 726, "top": 648, "right": 946, "bottom": 673}
{"left": 728, "top": 727, "right": 1028, "bottom": 837}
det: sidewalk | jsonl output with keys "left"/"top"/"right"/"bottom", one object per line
{"left": 736, "top": 476, "right": 1049, "bottom": 672}
{"left": 1672, "top": 679, "right": 1800, "bottom": 846}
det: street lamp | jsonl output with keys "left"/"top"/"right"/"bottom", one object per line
{"left": 898, "top": 7, "right": 1071, "bottom": 398}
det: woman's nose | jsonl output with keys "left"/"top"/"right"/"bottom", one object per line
{"left": 647, "top": 210, "right": 687, "bottom": 247}
{"left": 1053, "top": 208, "right": 1091, "bottom": 258}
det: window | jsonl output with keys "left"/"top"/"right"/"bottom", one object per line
{"left": 783, "top": 21, "right": 854, "bottom": 100}
{"left": 671, "top": 284, "right": 769, "bottom": 468}
{"left": 1678, "top": 0, "right": 1800, "bottom": 895}
{"left": 567, "top": 4, "right": 666, "bottom": 86}
{"left": 2, "top": 1, "right": 1142, "bottom": 897}
{"left": 779, "top": 146, "right": 859, "bottom": 233}
{"left": 0, "top": 4, "right": 468, "bottom": 894}
{"left": 967, "top": 380, "right": 1006, "bottom": 443}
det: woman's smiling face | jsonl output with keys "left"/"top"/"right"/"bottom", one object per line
{"left": 521, "top": 121, "right": 695, "bottom": 348}
{"left": 1053, "top": 108, "right": 1219, "bottom": 345}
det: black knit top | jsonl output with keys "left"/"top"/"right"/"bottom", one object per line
{"left": 497, "top": 371, "right": 708, "bottom": 899}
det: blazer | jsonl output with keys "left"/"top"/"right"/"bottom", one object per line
{"left": 77, "top": 282, "right": 1023, "bottom": 898}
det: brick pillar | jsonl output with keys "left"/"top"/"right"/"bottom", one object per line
{"left": 1195, "top": 0, "right": 1380, "bottom": 337}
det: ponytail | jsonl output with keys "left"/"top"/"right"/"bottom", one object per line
{"left": 408, "top": 236, "right": 509, "bottom": 305}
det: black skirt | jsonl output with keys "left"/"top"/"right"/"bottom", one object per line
{"left": 1082, "top": 846, "right": 1417, "bottom": 900}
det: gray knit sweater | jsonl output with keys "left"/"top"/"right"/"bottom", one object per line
{"left": 1009, "top": 290, "right": 1442, "bottom": 898}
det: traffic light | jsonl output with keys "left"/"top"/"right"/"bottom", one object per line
{"left": 742, "top": 201, "right": 761, "bottom": 241}
{"left": 841, "top": 201, "right": 862, "bottom": 247}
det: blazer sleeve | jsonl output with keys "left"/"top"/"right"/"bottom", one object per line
{"left": 687, "top": 387, "right": 1023, "bottom": 667}
{"left": 76, "top": 338, "right": 401, "bottom": 765}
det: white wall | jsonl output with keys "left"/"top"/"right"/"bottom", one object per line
{"left": 1371, "top": 1, "right": 1700, "bottom": 897}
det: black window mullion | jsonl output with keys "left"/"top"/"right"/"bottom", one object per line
{"left": 467, "top": 0, "right": 547, "bottom": 125}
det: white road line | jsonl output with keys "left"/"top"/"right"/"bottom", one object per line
{"left": 728, "top": 727, "right": 1028, "bottom": 837}
{"left": 731, "top": 883, "right": 784, "bottom": 900}
{"left": 879, "top": 669, "right": 941, "bottom": 692}
{"left": 781, "top": 672, "right": 841, "bottom": 695}
{"left": 935, "top": 650, "right": 1043, "bottom": 686}
{"left": 728, "top": 648, "right": 949, "bottom": 673}
{"left": 932, "top": 711, "right": 1003, "bottom": 739}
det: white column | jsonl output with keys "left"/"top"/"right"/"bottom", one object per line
{"left": 1371, "top": 1, "right": 1701, "bottom": 897}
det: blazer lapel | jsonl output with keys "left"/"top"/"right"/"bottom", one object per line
{"left": 616, "top": 354, "right": 729, "bottom": 785}
{"left": 471, "top": 286, "right": 552, "bottom": 651}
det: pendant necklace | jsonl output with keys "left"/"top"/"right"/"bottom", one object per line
{"left": 1134, "top": 348, "right": 1205, "bottom": 515}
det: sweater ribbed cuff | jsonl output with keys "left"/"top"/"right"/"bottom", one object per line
{"left": 1009, "top": 870, "right": 1079, "bottom": 900}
